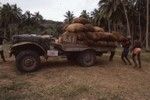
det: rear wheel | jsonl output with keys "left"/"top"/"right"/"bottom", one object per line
{"left": 77, "top": 51, "right": 96, "bottom": 67}
{"left": 16, "top": 50, "right": 40, "bottom": 72}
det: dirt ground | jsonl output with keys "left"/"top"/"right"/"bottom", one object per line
{"left": 0, "top": 48, "right": 150, "bottom": 100}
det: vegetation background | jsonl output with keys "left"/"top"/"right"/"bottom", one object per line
{"left": 0, "top": 1, "right": 150, "bottom": 100}
{"left": 0, "top": 0, "right": 150, "bottom": 49}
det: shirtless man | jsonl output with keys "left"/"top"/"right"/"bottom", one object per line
{"left": 121, "top": 36, "right": 132, "bottom": 65}
{"left": 132, "top": 36, "right": 142, "bottom": 68}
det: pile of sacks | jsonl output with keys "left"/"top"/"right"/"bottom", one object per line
{"left": 58, "top": 17, "right": 122, "bottom": 47}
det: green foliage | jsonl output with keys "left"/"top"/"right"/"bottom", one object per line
{"left": 80, "top": 10, "right": 90, "bottom": 19}
{"left": 90, "top": 0, "right": 150, "bottom": 47}
{"left": 64, "top": 11, "right": 74, "bottom": 24}
{"left": 0, "top": 3, "right": 63, "bottom": 40}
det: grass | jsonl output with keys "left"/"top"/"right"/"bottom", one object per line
{"left": 0, "top": 73, "right": 12, "bottom": 79}
{"left": 47, "top": 83, "right": 124, "bottom": 100}
{"left": 0, "top": 81, "right": 31, "bottom": 100}
{"left": 47, "top": 84, "right": 91, "bottom": 98}
{"left": 141, "top": 51, "right": 150, "bottom": 62}
{"left": 0, "top": 81, "right": 30, "bottom": 91}
{"left": 0, "top": 44, "right": 150, "bottom": 100}
{"left": 97, "top": 93, "right": 124, "bottom": 100}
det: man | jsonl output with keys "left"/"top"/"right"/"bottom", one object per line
{"left": 121, "top": 36, "right": 132, "bottom": 65}
{"left": 132, "top": 36, "right": 142, "bottom": 68}
{"left": 0, "top": 36, "right": 6, "bottom": 62}
{"left": 109, "top": 51, "right": 115, "bottom": 61}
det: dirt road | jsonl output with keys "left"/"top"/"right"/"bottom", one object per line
{"left": 0, "top": 53, "right": 150, "bottom": 100}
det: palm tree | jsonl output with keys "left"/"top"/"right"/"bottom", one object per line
{"left": 33, "top": 12, "right": 43, "bottom": 21}
{"left": 32, "top": 12, "right": 43, "bottom": 33}
{"left": 24, "top": 11, "right": 32, "bottom": 20}
{"left": 1, "top": 3, "right": 11, "bottom": 26}
{"left": 146, "top": 0, "right": 149, "bottom": 50}
{"left": 135, "top": 0, "right": 142, "bottom": 41}
{"left": 23, "top": 11, "right": 35, "bottom": 26}
{"left": 64, "top": 11, "right": 74, "bottom": 24}
{"left": 10, "top": 4, "right": 22, "bottom": 36}
{"left": 0, "top": 3, "right": 22, "bottom": 38}
{"left": 80, "top": 10, "right": 90, "bottom": 19}
{"left": 19, "top": 11, "right": 34, "bottom": 34}
{"left": 49, "top": 23, "right": 62, "bottom": 37}
{"left": 0, "top": 3, "right": 13, "bottom": 38}
{"left": 99, "top": 0, "right": 113, "bottom": 32}
{"left": 98, "top": 0, "right": 123, "bottom": 32}
{"left": 11, "top": 4, "right": 22, "bottom": 22}
{"left": 91, "top": 9, "right": 101, "bottom": 26}
{"left": 121, "top": 0, "right": 131, "bottom": 36}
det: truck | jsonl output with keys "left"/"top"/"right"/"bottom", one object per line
{"left": 10, "top": 34, "right": 116, "bottom": 72}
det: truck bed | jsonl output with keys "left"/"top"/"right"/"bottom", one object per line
{"left": 53, "top": 42, "right": 116, "bottom": 53}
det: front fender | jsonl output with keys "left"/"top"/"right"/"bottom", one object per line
{"left": 10, "top": 42, "right": 47, "bottom": 57}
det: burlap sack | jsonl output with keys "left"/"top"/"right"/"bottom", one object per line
{"left": 84, "top": 39, "right": 95, "bottom": 46}
{"left": 72, "top": 17, "right": 89, "bottom": 25}
{"left": 58, "top": 32, "right": 77, "bottom": 44}
{"left": 94, "top": 41, "right": 116, "bottom": 47}
{"left": 63, "top": 24, "right": 69, "bottom": 31}
{"left": 65, "top": 23, "right": 86, "bottom": 33}
{"left": 84, "top": 24, "right": 95, "bottom": 32}
{"left": 86, "top": 32, "right": 100, "bottom": 41}
{"left": 103, "top": 32, "right": 117, "bottom": 41}
{"left": 112, "top": 31, "right": 125, "bottom": 42}
{"left": 94, "top": 26, "right": 104, "bottom": 32}
{"left": 76, "top": 32, "right": 86, "bottom": 41}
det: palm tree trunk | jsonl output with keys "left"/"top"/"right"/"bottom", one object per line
{"left": 122, "top": 3, "right": 131, "bottom": 36}
{"left": 146, "top": 0, "right": 149, "bottom": 50}
{"left": 139, "top": 13, "right": 142, "bottom": 42}
{"left": 131, "top": 23, "right": 134, "bottom": 45}
{"left": 113, "top": 22, "right": 116, "bottom": 31}
{"left": 108, "top": 19, "right": 111, "bottom": 32}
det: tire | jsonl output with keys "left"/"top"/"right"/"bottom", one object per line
{"left": 16, "top": 50, "right": 40, "bottom": 72}
{"left": 77, "top": 51, "right": 96, "bottom": 67}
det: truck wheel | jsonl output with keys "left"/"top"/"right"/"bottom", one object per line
{"left": 16, "top": 50, "right": 40, "bottom": 72}
{"left": 78, "top": 51, "right": 96, "bottom": 67}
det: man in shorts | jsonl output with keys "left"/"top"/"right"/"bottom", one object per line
{"left": 121, "top": 36, "right": 132, "bottom": 65}
{"left": 132, "top": 36, "right": 142, "bottom": 68}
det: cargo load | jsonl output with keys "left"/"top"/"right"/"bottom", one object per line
{"left": 57, "top": 17, "right": 123, "bottom": 47}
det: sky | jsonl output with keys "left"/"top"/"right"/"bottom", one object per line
{"left": 1, "top": 0, "right": 99, "bottom": 21}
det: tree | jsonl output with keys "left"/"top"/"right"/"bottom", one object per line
{"left": 0, "top": 3, "right": 22, "bottom": 38}
{"left": 64, "top": 11, "right": 74, "bottom": 24}
{"left": 20, "top": 11, "right": 43, "bottom": 34}
{"left": 80, "top": 10, "right": 90, "bottom": 19}
{"left": 49, "top": 23, "right": 62, "bottom": 37}
{"left": 93, "top": 0, "right": 140, "bottom": 36}
{"left": 91, "top": 9, "right": 101, "bottom": 26}
{"left": 0, "top": 3, "right": 45, "bottom": 36}
{"left": 146, "top": 0, "right": 149, "bottom": 50}
{"left": 91, "top": 0, "right": 149, "bottom": 47}
{"left": 98, "top": 0, "right": 124, "bottom": 32}
{"left": 33, "top": 12, "right": 43, "bottom": 22}
{"left": 0, "top": 3, "right": 12, "bottom": 36}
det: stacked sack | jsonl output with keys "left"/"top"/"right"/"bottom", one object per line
{"left": 58, "top": 17, "right": 121, "bottom": 47}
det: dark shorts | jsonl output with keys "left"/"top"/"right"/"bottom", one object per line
{"left": 123, "top": 48, "right": 129, "bottom": 56}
